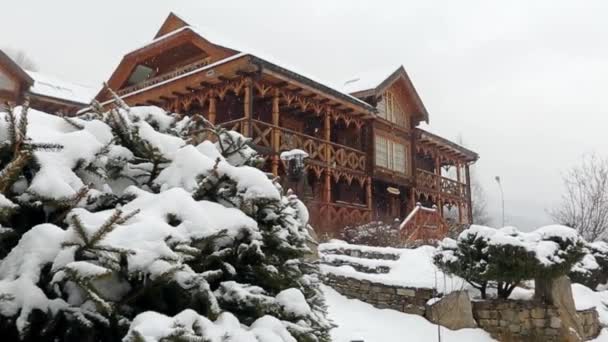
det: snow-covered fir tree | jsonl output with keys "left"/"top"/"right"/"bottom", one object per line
{"left": 0, "top": 94, "right": 331, "bottom": 341}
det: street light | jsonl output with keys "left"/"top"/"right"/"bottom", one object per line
{"left": 495, "top": 176, "right": 505, "bottom": 227}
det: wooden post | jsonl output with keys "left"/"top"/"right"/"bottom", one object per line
{"left": 465, "top": 163, "right": 473, "bottom": 224}
{"left": 208, "top": 96, "right": 216, "bottom": 125}
{"left": 271, "top": 90, "right": 280, "bottom": 176}
{"left": 242, "top": 78, "right": 253, "bottom": 137}
{"left": 456, "top": 162, "right": 462, "bottom": 183}
{"left": 458, "top": 202, "right": 463, "bottom": 224}
{"left": 323, "top": 113, "right": 332, "bottom": 229}
{"left": 366, "top": 177, "right": 372, "bottom": 210}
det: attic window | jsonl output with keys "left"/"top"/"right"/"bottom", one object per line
{"left": 378, "top": 91, "right": 407, "bottom": 127}
{"left": 127, "top": 65, "right": 155, "bottom": 86}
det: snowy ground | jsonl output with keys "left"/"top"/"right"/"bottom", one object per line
{"left": 320, "top": 241, "right": 608, "bottom": 341}
{"left": 322, "top": 285, "right": 495, "bottom": 342}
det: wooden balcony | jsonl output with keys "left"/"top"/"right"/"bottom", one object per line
{"left": 116, "top": 58, "right": 212, "bottom": 96}
{"left": 415, "top": 169, "right": 467, "bottom": 201}
{"left": 308, "top": 200, "right": 372, "bottom": 233}
{"left": 220, "top": 118, "right": 367, "bottom": 173}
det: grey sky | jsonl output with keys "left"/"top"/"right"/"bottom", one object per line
{"left": 4, "top": 0, "right": 608, "bottom": 229}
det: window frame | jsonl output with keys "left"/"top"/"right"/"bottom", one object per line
{"left": 374, "top": 132, "right": 409, "bottom": 174}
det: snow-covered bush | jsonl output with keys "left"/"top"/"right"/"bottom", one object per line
{"left": 570, "top": 241, "right": 608, "bottom": 290}
{"left": 0, "top": 96, "right": 330, "bottom": 341}
{"left": 340, "top": 221, "right": 401, "bottom": 247}
{"left": 434, "top": 225, "right": 585, "bottom": 299}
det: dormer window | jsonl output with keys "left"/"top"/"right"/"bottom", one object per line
{"left": 127, "top": 65, "right": 155, "bottom": 86}
{"left": 378, "top": 91, "right": 407, "bottom": 128}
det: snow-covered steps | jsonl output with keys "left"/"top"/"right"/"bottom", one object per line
{"left": 320, "top": 254, "right": 393, "bottom": 274}
{"left": 319, "top": 241, "right": 401, "bottom": 261}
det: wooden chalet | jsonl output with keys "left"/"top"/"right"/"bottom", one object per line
{"left": 0, "top": 49, "right": 96, "bottom": 115}
{"left": 96, "top": 13, "right": 479, "bottom": 237}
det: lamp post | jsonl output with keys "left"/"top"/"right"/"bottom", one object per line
{"left": 495, "top": 176, "right": 505, "bottom": 227}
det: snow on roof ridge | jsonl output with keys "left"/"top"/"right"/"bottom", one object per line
{"left": 26, "top": 70, "right": 99, "bottom": 104}
{"left": 341, "top": 65, "right": 403, "bottom": 94}
{"left": 126, "top": 13, "right": 373, "bottom": 110}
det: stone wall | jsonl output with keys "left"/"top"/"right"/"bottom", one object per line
{"left": 323, "top": 273, "right": 436, "bottom": 316}
{"left": 319, "top": 247, "right": 400, "bottom": 260}
{"left": 472, "top": 300, "right": 600, "bottom": 341}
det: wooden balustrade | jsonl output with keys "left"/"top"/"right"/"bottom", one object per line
{"left": 399, "top": 205, "right": 448, "bottom": 244}
{"left": 217, "top": 118, "right": 246, "bottom": 133}
{"left": 249, "top": 119, "right": 366, "bottom": 173}
{"left": 116, "top": 58, "right": 212, "bottom": 96}
{"left": 415, "top": 168, "right": 467, "bottom": 200}
{"left": 308, "top": 200, "right": 372, "bottom": 232}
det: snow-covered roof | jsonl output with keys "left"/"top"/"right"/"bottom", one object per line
{"left": 120, "top": 13, "right": 374, "bottom": 111}
{"left": 26, "top": 70, "right": 98, "bottom": 105}
{"left": 342, "top": 66, "right": 401, "bottom": 94}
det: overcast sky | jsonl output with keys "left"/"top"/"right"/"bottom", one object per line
{"left": 3, "top": 0, "right": 607, "bottom": 229}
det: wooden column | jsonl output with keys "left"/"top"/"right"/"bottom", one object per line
{"left": 271, "top": 90, "right": 280, "bottom": 176}
{"left": 323, "top": 113, "right": 332, "bottom": 229}
{"left": 208, "top": 95, "right": 216, "bottom": 125}
{"left": 458, "top": 202, "right": 464, "bottom": 224}
{"left": 366, "top": 177, "right": 372, "bottom": 210}
{"left": 242, "top": 78, "right": 253, "bottom": 137}
{"left": 456, "top": 162, "right": 462, "bottom": 183}
{"left": 465, "top": 163, "right": 473, "bottom": 224}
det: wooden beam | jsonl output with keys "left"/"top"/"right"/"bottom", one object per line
{"left": 271, "top": 90, "right": 280, "bottom": 176}
{"left": 273, "top": 81, "right": 289, "bottom": 88}
{"left": 172, "top": 91, "right": 186, "bottom": 97}
{"left": 242, "top": 78, "right": 253, "bottom": 136}
{"left": 146, "top": 100, "right": 162, "bottom": 106}
{"left": 159, "top": 96, "right": 173, "bottom": 102}
{"left": 208, "top": 96, "right": 216, "bottom": 125}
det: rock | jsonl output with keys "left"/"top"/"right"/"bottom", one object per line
{"left": 425, "top": 291, "right": 477, "bottom": 330}
{"left": 396, "top": 288, "right": 415, "bottom": 297}
{"left": 535, "top": 276, "right": 584, "bottom": 342}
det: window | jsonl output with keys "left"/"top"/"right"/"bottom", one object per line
{"left": 0, "top": 72, "right": 16, "bottom": 91}
{"left": 392, "top": 143, "right": 406, "bottom": 173}
{"left": 127, "top": 65, "right": 155, "bottom": 86}
{"left": 375, "top": 136, "right": 388, "bottom": 168}
{"left": 378, "top": 91, "right": 407, "bottom": 127}
{"left": 375, "top": 134, "right": 407, "bottom": 173}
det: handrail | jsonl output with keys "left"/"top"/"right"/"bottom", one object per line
{"left": 309, "top": 200, "right": 370, "bottom": 211}
{"left": 416, "top": 169, "right": 466, "bottom": 187}
{"left": 250, "top": 119, "right": 365, "bottom": 155}
{"left": 218, "top": 117, "right": 247, "bottom": 128}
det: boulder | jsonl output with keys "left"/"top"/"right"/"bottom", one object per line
{"left": 425, "top": 291, "right": 477, "bottom": 330}
{"left": 535, "top": 276, "right": 584, "bottom": 342}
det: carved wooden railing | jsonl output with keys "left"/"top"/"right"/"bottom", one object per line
{"left": 217, "top": 118, "right": 245, "bottom": 133}
{"left": 399, "top": 204, "right": 449, "bottom": 244}
{"left": 415, "top": 169, "right": 467, "bottom": 200}
{"left": 116, "top": 57, "right": 212, "bottom": 96}
{"left": 308, "top": 200, "right": 371, "bottom": 232}
{"left": 249, "top": 119, "right": 366, "bottom": 173}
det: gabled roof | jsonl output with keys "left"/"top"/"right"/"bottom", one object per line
{"left": 417, "top": 128, "right": 479, "bottom": 162}
{"left": 27, "top": 70, "right": 98, "bottom": 105}
{"left": 98, "top": 12, "right": 375, "bottom": 112}
{"left": 344, "top": 66, "right": 429, "bottom": 123}
{"left": 154, "top": 12, "right": 190, "bottom": 39}
{"left": 0, "top": 49, "right": 34, "bottom": 88}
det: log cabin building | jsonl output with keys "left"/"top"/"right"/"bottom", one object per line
{"left": 6, "top": 13, "right": 479, "bottom": 239}
{"left": 0, "top": 49, "right": 97, "bottom": 115}
{"left": 95, "top": 13, "right": 479, "bottom": 237}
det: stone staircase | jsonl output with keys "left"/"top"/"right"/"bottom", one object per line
{"left": 319, "top": 243, "right": 437, "bottom": 316}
